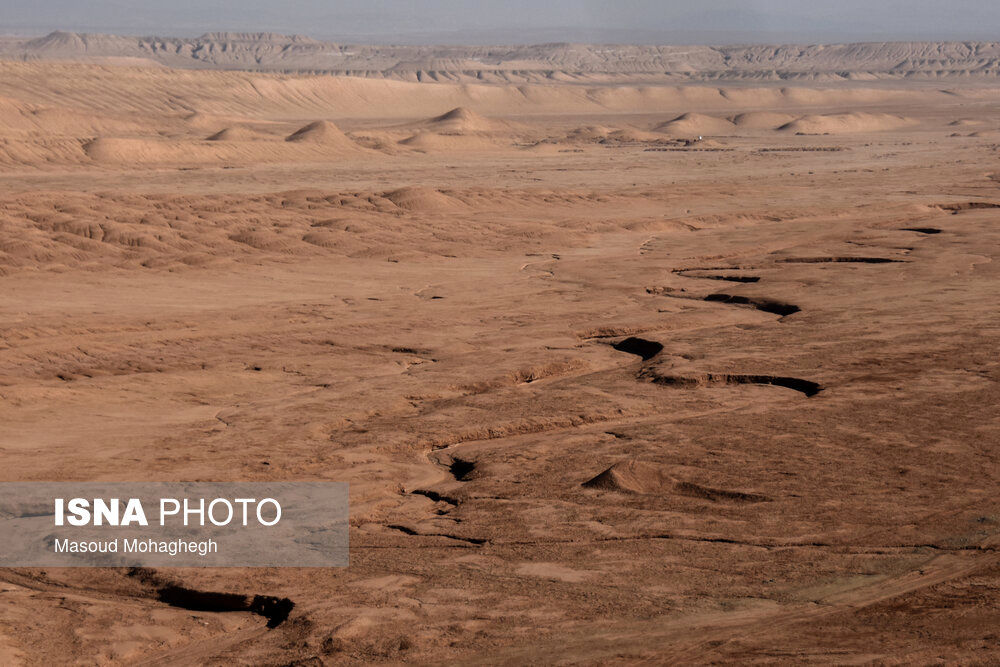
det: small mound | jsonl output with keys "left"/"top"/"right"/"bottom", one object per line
{"left": 399, "top": 132, "right": 500, "bottom": 152}
{"left": 654, "top": 112, "right": 735, "bottom": 138}
{"left": 948, "top": 119, "right": 982, "bottom": 127}
{"left": 778, "top": 113, "right": 915, "bottom": 134}
{"left": 433, "top": 107, "right": 481, "bottom": 123}
{"left": 398, "top": 107, "right": 518, "bottom": 137}
{"left": 606, "top": 128, "right": 669, "bottom": 143}
{"left": 582, "top": 460, "right": 673, "bottom": 494}
{"left": 348, "top": 130, "right": 404, "bottom": 153}
{"left": 228, "top": 230, "right": 299, "bottom": 252}
{"left": 83, "top": 137, "right": 179, "bottom": 164}
{"left": 382, "top": 187, "right": 465, "bottom": 212}
{"left": 301, "top": 231, "right": 341, "bottom": 248}
{"left": 583, "top": 459, "right": 770, "bottom": 502}
{"left": 426, "top": 107, "right": 497, "bottom": 133}
{"left": 729, "top": 111, "right": 799, "bottom": 130}
{"left": 566, "top": 125, "right": 613, "bottom": 141}
{"left": 206, "top": 126, "right": 268, "bottom": 142}
{"left": 286, "top": 120, "right": 360, "bottom": 150}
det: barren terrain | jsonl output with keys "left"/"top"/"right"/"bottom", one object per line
{"left": 0, "top": 49, "right": 999, "bottom": 664}
{"left": 5, "top": 32, "right": 1000, "bottom": 83}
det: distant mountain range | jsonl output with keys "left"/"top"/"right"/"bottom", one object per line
{"left": 2, "top": 31, "right": 1000, "bottom": 84}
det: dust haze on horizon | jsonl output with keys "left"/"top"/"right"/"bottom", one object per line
{"left": 3, "top": 0, "right": 1000, "bottom": 44}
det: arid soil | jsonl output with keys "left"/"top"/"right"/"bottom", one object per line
{"left": 0, "top": 57, "right": 999, "bottom": 664}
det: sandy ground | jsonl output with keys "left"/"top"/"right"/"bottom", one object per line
{"left": 0, "top": 61, "right": 999, "bottom": 663}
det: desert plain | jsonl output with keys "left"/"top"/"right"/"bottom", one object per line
{"left": 0, "top": 35, "right": 999, "bottom": 664}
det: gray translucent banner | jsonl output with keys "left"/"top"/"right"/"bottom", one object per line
{"left": 0, "top": 482, "right": 348, "bottom": 567}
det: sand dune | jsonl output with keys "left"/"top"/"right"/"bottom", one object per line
{"left": 389, "top": 107, "right": 528, "bottom": 151}
{"left": 78, "top": 124, "right": 368, "bottom": 166}
{"left": 383, "top": 186, "right": 467, "bottom": 212}
{"left": 286, "top": 120, "right": 360, "bottom": 147}
{"left": 730, "top": 111, "right": 800, "bottom": 129}
{"left": 416, "top": 107, "right": 512, "bottom": 134}
{"left": 206, "top": 126, "right": 272, "bottom": 141}
{"left": 82, "top": 137, "right": 189, "bottom": 164}
{"left": 0, "top": 95, "right": 145, "bottom": 137}
{"left": 654, "top": 112, "right": 736, "bottom": 137}
{"left": 398, "top": 132, "right": 502, "bottom": 152}
{"left": 651, "top": 110, "right": 918, "bottom": 136}
{"left": 778, "top": 112, "right": 916, "bottom": 134}
{"left": 0, "top": 63, "right": 965, "bottom": 169}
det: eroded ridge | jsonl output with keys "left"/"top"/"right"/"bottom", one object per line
{"left": 933, "top": 202, "right": 1000, "bottom": 213}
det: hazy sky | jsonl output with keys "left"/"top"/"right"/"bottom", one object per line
{"left": 3, "top": 0, "right": 1000, "bottom": 44}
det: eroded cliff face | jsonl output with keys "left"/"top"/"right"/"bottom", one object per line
{"left": 4, "top": 32, "right": 1000, "bottom": 83}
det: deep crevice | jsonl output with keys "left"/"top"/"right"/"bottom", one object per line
{"left": 441, "top": 534, "right": 487, "bottom": 545}
{"left": 612, "top": 337, "right": 664, "bottom": 361}
{"left": 127, "top": 568, "right": 294, "bottom": 629}
{"left": 387, "top": 524, "right": 486, "bottom": 545}
{"left": 411, "top": 489, "right": 459, "bottom": 506}
{"left": 698, "top": 274, "right": 760, "bottom": 283}
{"left": 449, "top": 457, "right": 476, "bottom": 481}
{"left": 643, "top": 371, "right": 822, "bottom": 397}
{"left": 156, "top": 585, "right": 294, "bottom": 629}
{"left": 900, "top": 227, "right": 942, "bottom": 234}
{"left": 777, "top": 257, "right": 905, "bottom": 264}
{"left": 704, "top": 293, "right": 800, "bottom": 317}
{"left": 674, "top": 268, "right": 761, "bottom": 283}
